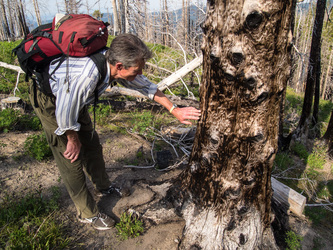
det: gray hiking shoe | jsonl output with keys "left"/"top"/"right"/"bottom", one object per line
{"left": 95, "top": 184, "right": 131, "bottom": 197}
{"left": 78, "top": 212, "right": 115, "bottom": 230}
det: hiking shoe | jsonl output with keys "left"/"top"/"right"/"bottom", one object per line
{"left": 78, "top": 213, "right": 115, "bottom": 230}
{"left": 95, "top": 184, "right": 128, "bottom": 197}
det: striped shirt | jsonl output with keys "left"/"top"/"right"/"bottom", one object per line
{"left": 49, "top": 53, "right": 158, "bottom": 135}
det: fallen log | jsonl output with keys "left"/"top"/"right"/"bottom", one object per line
{"left": 103, "top": 86, "right": 146, "bottom": 99}
{"left": 271, "top": 177, "right": 306, "bottom": 217}
{"left": 103, "top": 56, "right": 203, "bottom": 98}
{"left": 157, "top": 55, "right": 203, "bottom": 91}
{"left": 0, "top": 62, "right": 24, "bottom": 73}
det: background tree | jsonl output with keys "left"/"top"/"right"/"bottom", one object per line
{"left": 176, "top": 0, "right": 293, "bottom": 248}
{"left": 92, "top": 9, "right": 103, "bottom": 20}
{"left": 181, "top": 0, "right": 189, "bottom": 50}
{"left": 63, "top": 0, "right": 82, "bottom": 14}
{"left": 16, "top": 0, "right": 29, "bottom": 37}
{"left": 161, "top": 0, "right": 170, "bottom": 46}
{"left": 6, "top": 0, "right": 14, "bottom": 39}
{"left": 322, "top": 108, "right": 333, "bottom": 156}
{"left": 0, "top": 0, "right": 11, "bottom": 40}
{"left": 32, "top": 0, "right": 41, "bottom": 26}
{"left": 117, "top": 0, "right": 125, "bottom": 33}
{"left": 321, "top": 6, "right": 333, "bottom": 100}
{"left": 295, "top": 0, "right": 327, "bottom": 141}
{"left": 111, "top": 0, "right": 120, "bottom": 35}
{"left": 124, "top": 0, "right": 130, "bottom": 33}
{"left": 278, "top": 0, "right": 297, "bottom": 149}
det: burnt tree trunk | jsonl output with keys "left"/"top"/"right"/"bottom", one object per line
{"left": 278, "top": 0, "right": 297, "bottom": 150}
{"left": 322, "top": 108, "right": 333, "bottom": 156}
{"left": 312, "top": 47, "right": 321, "bottom": 135}
{"left": 295, "top": 0, "right": 326, "bottom": 140}
{"left": 178, "top": 0, "right": 292, "bottom": 249}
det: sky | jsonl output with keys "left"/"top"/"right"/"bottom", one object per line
{"left": 31, "top": 0, "right": 190, "bottom": 21}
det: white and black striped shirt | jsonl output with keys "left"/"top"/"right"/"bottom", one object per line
{"left": 49, "top": 53, "right": 157, "bottom": 135}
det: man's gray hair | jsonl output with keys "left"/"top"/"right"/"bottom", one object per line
{"left": 105, "top": 34, "right": 153, "bottom": 68}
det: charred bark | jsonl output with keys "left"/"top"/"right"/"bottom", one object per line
{"left": 178, "top": 0, "right": 293, "bottom": 249}
{"left": 278, "top": 0, "right": 297, "bottom": 151}
{"left": 322, "top": 108, "right": 333, "bottom": 157}
{"left": 295, "top": 0, "right": 326, "bottom": 140}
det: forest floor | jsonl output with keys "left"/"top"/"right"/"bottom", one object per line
{"left": 1, "top": 100, "right": 333, "bottom": 249}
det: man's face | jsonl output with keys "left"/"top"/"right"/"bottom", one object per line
{"left": 114, "top": 60, "right": 145, "bottom": 81}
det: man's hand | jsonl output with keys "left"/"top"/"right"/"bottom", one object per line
{"left": 64, "top": 130, "right": 81, "bottom": 163}
{"left": 171, "top": 106, "right": 201, "bottom": 125}
{"left": 153, "top": 89, "right": 201, "bottom": 125}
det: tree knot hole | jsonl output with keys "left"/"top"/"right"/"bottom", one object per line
{"left": 245, "top": 11, "right": 263, "bottom": 30}
{"left": 242, "top": 77, "right": 256, "bottom": 90}
{"left": 239, "top": 233, "right": 247, "bottom": 245}
{"left": 231, "top": 52, "right": 244, "bottom": 65}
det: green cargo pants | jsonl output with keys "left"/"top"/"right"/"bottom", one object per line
{"left": 29, "top": 84, "right": 111, "bottom": 219}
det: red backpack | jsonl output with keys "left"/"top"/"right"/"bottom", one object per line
{"left": 52, "top": 14, "right": 108, "bottom": 56}
{"left": 12, "top": 14, "right": 108, "bottom": 95}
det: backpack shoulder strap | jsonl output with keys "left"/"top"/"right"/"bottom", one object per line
{"left": 88, "top": 50, "right": 108, "bottom": 133}
{"left": 88, "top": 51, "right": 107, "bottom": 87}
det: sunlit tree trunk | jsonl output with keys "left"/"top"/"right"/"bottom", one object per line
{"left": 178, "top": 0, "right": 293, "bottom": 248}
{"left": 161, "top": 0, "right": 169, "bottom": 46}
{"left": 15, "top": 0, "right": 29, "bottom": 37}
{"left": 117, "top": 0, "right": 125, "bottom": 33}
{"left": 124, "top": 0, "right": 130, "bottom": 33}
{"left": 181, "top": 0, "right": 189, "bottom": 50}
{"left": 144, "top": 1, "right": 149, "bottom": 41}
{"left": 294, "top": 2, "right": 314, "bottom": 93}
{"left": 6, "top": 0, "right": 14, "bottom": 39}
{"left": 32, "top": 0, "right": 42, "bottom": 26}
{"left": 322, "top": 48, "right": 333, "bottom": 99}
{"left": 0, "top": 0, "right": 10, "bottom": 40}
{"left": 111, "top": 0, "right": 120, "bottom": 35}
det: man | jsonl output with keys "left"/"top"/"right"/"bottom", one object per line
{"left": 29, "top": 33, "right": 201, "bottom": 230}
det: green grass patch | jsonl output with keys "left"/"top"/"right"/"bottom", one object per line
{"left": 88, "top": 103, "right": 114, "bottom": 126}
{"left": 115, "top": 212, "right": 144, "bottom": 241}
{"left": 16, "top": 113, "right": 42, "bottom": 131}
{"left": 0, "top": 187, "right": 72, "bottom": 249}
{"left": 130, "top": 111, "right": 155, "bottom": 135}
{"left": 305, "top": 205, "right": 333, "bottom": 226}
{"left": 24, "top": 133, "right": 53, "bottom": 161}
{"left": 318, "top": 99, "right": 333, "bottom": 125}
{"left": 285, "top": 230, "right": 303, "bottom": 250}
{"left": 274, "top": 152, "right": 294, "bottom": 171}
{"left": 290, "top": 142, "right": 309, "bottom": 161}
{"left": 285, "top": 87, "right": 303, "bottom": 116}
{"left": 0, "top": 109, "right": 42, "bottom": 132}
{"left": 307, "top": 144, "right": 327, "bottom": 169}
{"left": 0, "top": 108, "right": 20, "bottom": 132}
{"left": 128, "top": 110, "right": 174, "bottom": 140}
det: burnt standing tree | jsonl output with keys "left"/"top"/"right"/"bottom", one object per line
{"left": 177, "top": 0, "right": 293, "bottom": 248}
{"left": 322, "top": 108, "right": 333, "bottom": 156}
{"left": 296, "top": 0, "right": 327, "bottom": 140}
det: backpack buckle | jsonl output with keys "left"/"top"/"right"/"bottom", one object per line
{"left": 41, "top": 31, "right": 52, "bottom": 38}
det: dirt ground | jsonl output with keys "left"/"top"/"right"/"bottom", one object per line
{"left": 1, "top": 128, "right": 333, "bottom": 249}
